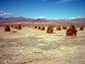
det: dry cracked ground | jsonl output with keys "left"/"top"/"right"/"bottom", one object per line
{"left": 0, "top": 27, "right": 85, "bottom": 64}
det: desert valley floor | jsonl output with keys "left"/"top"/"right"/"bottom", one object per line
{"left": 0, "top": 27, "right": 85, "bottom": 64}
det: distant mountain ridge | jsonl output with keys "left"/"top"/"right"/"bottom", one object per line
{"left": 0, "top": 17, "right": 85, "bottom": 22}
{"left": 0, "top": 17, "right": 49, "bottom": 22}
{"left": 0, "top": 17, "right": 85, "bottom": 26}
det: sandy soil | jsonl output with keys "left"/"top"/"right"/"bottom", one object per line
{"left": 0, "top": 27, "right": 85, "bottom": 64}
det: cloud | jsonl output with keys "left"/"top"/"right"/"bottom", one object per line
{"left": 0, "top": 10, "right": 12, "bottom": 17}
{"left": 36, "top": 16, "right": 47, "bottom": 18}
{"left": 3, "top": 12, "right": 12, "bottom": 15}
{"left": 0, "top": 10, "right": 4, "bottom": 13}
{"left": 29, "top": 16, "right": 48, "bottom": 19}
{"left": 70, "top": 16, "right": 82, "bottom": 19}
{"left": 57, "top": 0, "right": 73, "bottom": 3}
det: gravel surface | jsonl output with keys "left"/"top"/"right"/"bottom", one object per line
{"left": 0, "top": 27, "right": 85, "bottom": 64}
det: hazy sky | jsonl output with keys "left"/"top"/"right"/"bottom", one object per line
{"left": 0, "top": 0, "right": 85, "bottom": 19}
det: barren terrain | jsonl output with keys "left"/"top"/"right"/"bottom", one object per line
{"left": 0, "top": 26, "right": 85, "bottom": 64}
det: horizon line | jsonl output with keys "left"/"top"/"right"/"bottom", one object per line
{"left": 0, "top": 16, "right": 85, "bottom": 20}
